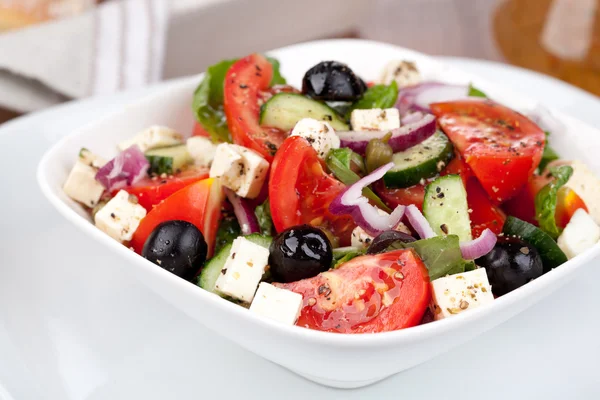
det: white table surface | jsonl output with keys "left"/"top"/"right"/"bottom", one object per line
{"left": 1, "top": 58, "right": 599, "bottom": 400}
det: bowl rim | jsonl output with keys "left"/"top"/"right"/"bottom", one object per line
{"left": 36, "top": 38, "right": 600, "bottom": 347}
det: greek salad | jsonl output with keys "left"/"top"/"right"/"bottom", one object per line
{"left": 63, "top": 54, "right": 600, "bottom": 334}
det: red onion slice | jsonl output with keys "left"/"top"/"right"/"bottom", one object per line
{"left": 460, "top": 228, "right": 497, "bottom": 260}
{"left": 396, "top": 82, "right": 471, "bottom": 115}
{"left": 329, "top": 162, "right": 405, "bottom": 236}
{"left": 405, "top": 204, "right": 436, "bottom": 240}
{"left": 95, "top": 145, "right": 149, "bottom": 191}
{"left": 225, "top": 188, "right": 260, "bottom": 235}
{"left": 337, "top": 113, "right": 436, "bottom": 155}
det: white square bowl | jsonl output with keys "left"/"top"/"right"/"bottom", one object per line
{"left": 37, "top": 39, "right": 600, "bottom": 389}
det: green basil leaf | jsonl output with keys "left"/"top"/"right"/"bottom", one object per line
{"left": 331, "top": 247, "right": 364, "bottom": 269}
{"left": 325, "top": 149, "right": 392, "bottom": 212}
{"left": 468, "top": 83, "right": 488, "bottom": 98}
{"left": 347, "top": 81, "right": 399, "bottom": 118}
{"left": 215, "top": 216, "right": 241, "bottom": 253}
{"left": 255, "top": 199, "right": 274, "bottom": 236}
{"left": 394, "top": 235, "right": 474, "bottom": 280}
{"left": 266, "top": 57, "right": 287, "bottom": 86}
{"left": 534, "top": 165, "right": 573, "bottom": 239}
{"left": 538, "top": 131, "right": 560, "bottom": 173}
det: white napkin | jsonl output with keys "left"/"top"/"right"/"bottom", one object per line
{"left": 0, "top": 0, "right": 169, "bottom": 113}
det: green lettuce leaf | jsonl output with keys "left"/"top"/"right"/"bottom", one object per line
{"left": 347, "top": 81, "right": 398, "bottom": 118}
{"left": 468, "top": 83, "right": 488, "bottom": 98}
{"left": 255, "top": 199, "right": 274, "bottom": 236}
{"left": 535, "top": 165, "right": 573, "bottom": 239}
{"left": 214, "top": 216, "right": 241, "bottom": 253}
{"left": 538, "top": 131, "right": 560, "bottom": 173}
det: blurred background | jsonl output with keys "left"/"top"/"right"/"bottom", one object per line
{"left": 0, "top": 0, "right": 598, "bottom": 124}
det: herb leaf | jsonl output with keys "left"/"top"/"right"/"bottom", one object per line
{"left": 394, "top": 235, "right": 475, "bottom": 280}
{"left": 347, "top": 81, "right": 399, "bottom": 118}
{"left": 538, "top": 131, "right": 560, "bottom": 173}
{"left": 468, "top": 83, "right": 488, "bottom": 98}
{"left": 255, "top": 199, "right": 275, "bottom": 236}
{"left": 214, "top": 216, "right": 241, "bottom": 253}
{"left": 535, "top": 165, "right": 573, "bottom": 239}
{"left": 331, "top": 247, "right": 364, "bottom": 269}
{"left": 266, "top": 57, "right": 287, "bottom": 86}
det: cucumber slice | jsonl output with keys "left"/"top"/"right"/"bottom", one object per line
{"left": 260, "top": 93, "right": 349, "bottom": 131}
{"left": 197, "top": 234, "right": 273, "bottom": 294}
{"left": 145, "top": 145, "right": 193, "bottom": 175}
{"left": 502, "top": 216, "right": 567, "bottom": 273}
{"left": 423, "top": 175, "right": 472, "bottom": 242}
{"left": 383, "top": 131, "right": 454, "bottom": 188}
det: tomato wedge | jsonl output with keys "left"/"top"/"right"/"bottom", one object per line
{"left": 431, "top": 100, "right": 545, "bottom": 203}
{"left": 373, "top": 181, "right": 426, "bottom": 210}
{"left": 224, "top": 54, "right": 287, "bottom": 162}
{"left": 269, "top": 136, "right": 356, "bottom": 246}
{"left": 277, "top": 249, "right": 431, "bottom": 333}
{"left": 192, "top": 121, "right": 210, "bottom": 137}
{"left": 130, "top": 178, "right": 225, "bottom": 258}
{"left": 115, "top": 168, "right": 209, "bottom": 212}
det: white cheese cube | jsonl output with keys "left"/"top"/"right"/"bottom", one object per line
{"left": 557, "top": 209, "right": 600, "bottom": 259}
{"left": 94, "top": 190, "right": 147, "bottom": 242}
{"left": 214, "top": 237, "right": 269, "bottom": 302}
{"left": 379, "top": 60, "right": 421, "bottom": 88}
{"left": 249, "top": 282, "right": 303, "bottom": 325}
{"left": 290, "top": 118, "right": 340, "bottom": 159}
{"left": 186, "top": 136, "right": 217, "bottom": 167}
{"left": 63, "top": 153, "right": 106, "bottom": 208}
{"left": 563, "top": 160, "right": 600, "bottom": 224}
{"left": 209, "top": 143, "right": 269, "bottom": 199}
{"left": 117, "top": 125, "right": 183, "bottom": 152}
{"left": 430, "top": 268, "right": 494, "bottom": 320}
{"left": 350, "top": 108, "right": 400, "bottom": 132}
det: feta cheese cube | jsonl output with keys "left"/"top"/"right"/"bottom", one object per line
{"left": 562, "top": 160, "right": 600, "bottom": 224}
{"left": 557, "top": 209, "right": 600, "bottom": 259}
{"left": 94, "top": 190, "right": 147, "bottom": 242}
{"left": 290, "top": 118, "right": 340, "bottom": 159}
{"left": 430, "top": 268, "right": 494, "bottom": 320}
{"left": 63, "top": 149, "right": 107, "bottom": 207}
{"left": 350, "top": 108, "right": 400, "bottom": 132}
{"left": 214, "top": 237, "right": 269, "bottom": 302}
{"left": 209, "top": 143, "right": 269, "bottom": 199}
{"left": 186, "top": 136, "right": 217, "bottom": 167}
{"left": 379, "top": 60, "right": 421, "bottom": 88}
{"left": 250, "top": 282, "right": 303, "bottom": 325}
{"left": 117, "top": 125, "right": 183, "bottom": 152}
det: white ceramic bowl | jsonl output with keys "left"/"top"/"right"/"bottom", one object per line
{"left": 37, "top": 39, "right": 600, "bottom": 388}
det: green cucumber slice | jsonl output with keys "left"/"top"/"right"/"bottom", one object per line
{"left": 502, "top": 216, "right": 567, "bottom": 273}
{"left": 197, "top": 234, "right": 273, "bottom": 294}
{"left": 423, "top": 174, "right": 472, "bottom": 241}
{"left": 145, "top": 145, "right": 193, "bottom": 175}
{"left": 383, "top": 131, "right": 454, "bottom": 188}
{"left": 260, "top": 93, "right": 349, "bottom": 131}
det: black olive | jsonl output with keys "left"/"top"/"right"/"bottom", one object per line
{"left": 142, "top": 220, "right": 207, "bottom": 281}
{"left": 475, "top": 236, "right": 543, "bottom": 296}
{"left": 269, "top": 225, "right": 333, "bottom": 283}
{"left": 302, "top": 61, "right": 366, "bottom": 101}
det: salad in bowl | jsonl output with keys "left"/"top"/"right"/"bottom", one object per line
{"left": 61, "top": 53, "right": 600, "bottom": 335}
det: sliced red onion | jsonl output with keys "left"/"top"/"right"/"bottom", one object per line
{"left": 330, "top": 162, "right": 405, "bottom": 236}
{"left": 400, "top": 111, "right": 424, "bottom": 125}
{"left": 95, "top": 145, "right": 149, "bottom": 191}
{"left": 460, "top": 228, "right": 497, "bottom": 260}
{"left": 405, "top": 204, "right": 436, "bottom": 240}
{"left": 225, "top": 188, "right": 260, "bottom": 235}
{"left": 396, "top": 82, "right": 470, "bottom": 115}
{"left": 336, "top": 113, "right": 436, "bottom": 155}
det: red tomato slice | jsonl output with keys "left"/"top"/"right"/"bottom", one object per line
{"left": 224, "top": 54, "right": 287, "bottom": 162}
{"left": 431, "top": 100, "right": 545, "bottom": 203}
{"left": 115, "top": 168, "right": 209, "bottom": 212}
{"left": 277, "top": 249, "right": 431, "bottom": 333}
{"left": 130, "top": 178, "right": 225, "bottom": 258}
{"left": 373, "top": 181, "right": 426, "bottom": 210}
{"left": 269, "top": 136, "right": 356, "bottom": 246}
{"left": 192, "top": 121, "right": 210, "bottom": 137}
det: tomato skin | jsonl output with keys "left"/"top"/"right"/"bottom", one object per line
{"left": 269, "top": 136, "right": 355, "bottom": 246}
{"left": 192, "top": 122, "right": 210, "bottom": 137}
{"left": 431, "top": 100, "right": 545, "bottom": 204}
{"left": 130, "top": 178, "right": 224, "bottom": 258}
{"left": 115, "top": 168, "right": 209, "bottom": 212}
{"left": 373, "top": 181, "right": 426, "bottom": 210}
{"left": 555, "top": 188, "right": 588, "bottom": 228}
{"left": 224, "top": 54, "right": 287, "bottom": 162}
{"left": 277, "top": 249, "right": 431, "bottom": 333}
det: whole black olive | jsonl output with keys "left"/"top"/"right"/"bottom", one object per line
{"left": 475, "top": 236, "right": 543, "bottom": 296}
{"left": 302, "top": 61, "right": 366, "bottom": 101}
{"left": 142, "top": 220, "right": 208, "bottom": 281}
{"left": 269, "top": 225, "right": 333, "bottom": 283}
